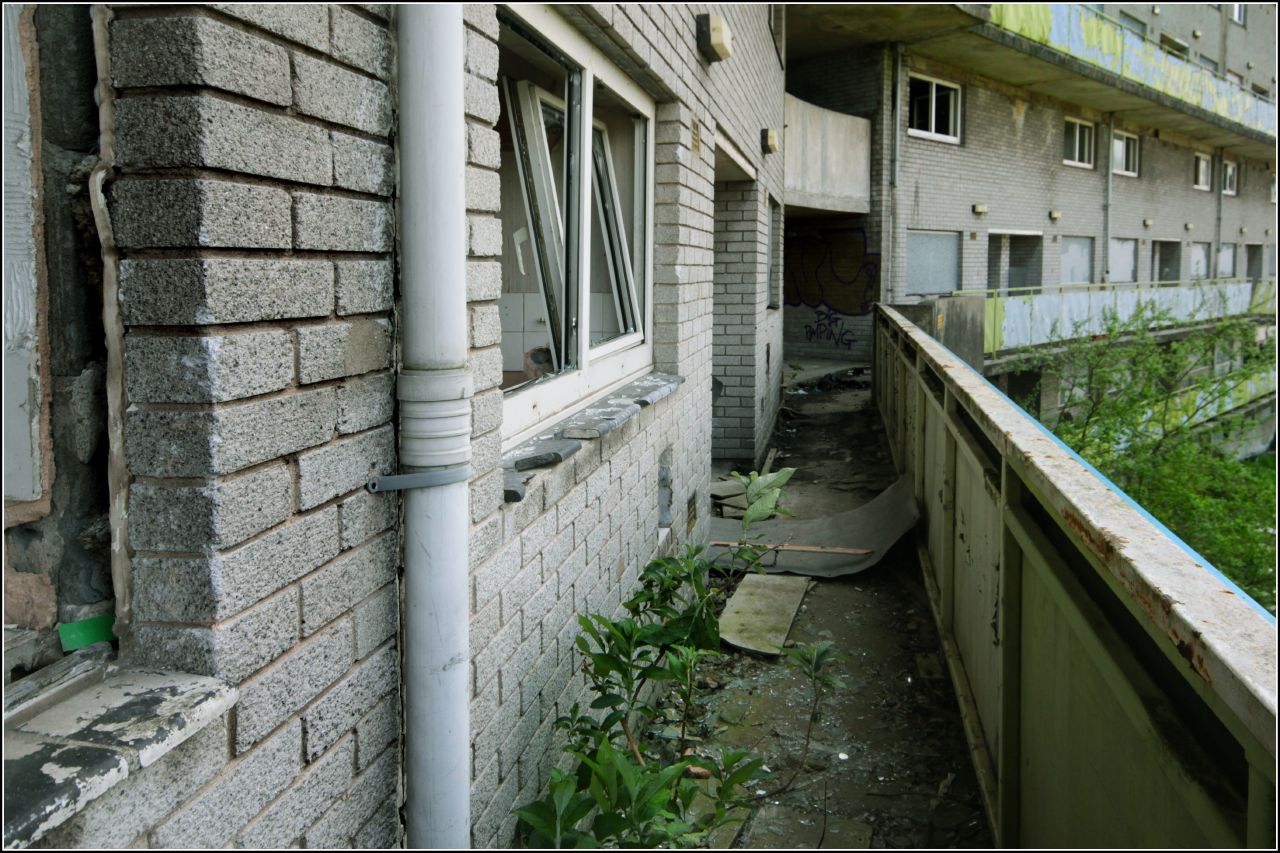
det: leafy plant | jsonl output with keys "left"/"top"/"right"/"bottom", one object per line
{"left": 515, "top": 549, "right": 767, "bottom": 848}
{"left": 761, "top": 640, "right": 846, "bottom": 797}
{"left": 1006, "top": 299, "right": 1276, "bottom": 612}
{"left": 713, "top": 467, "right": 797, "bottom": 579}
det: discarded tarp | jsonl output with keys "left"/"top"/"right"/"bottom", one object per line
{"left": 707, "top": 473, "right": 918, "bottom": 577}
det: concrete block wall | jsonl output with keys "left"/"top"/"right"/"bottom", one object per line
{"left": 86, "top": 5, "right": 401, "bottom": 847}
{"left": 464, "top": 4, "right": 783, "bottom": 846}
{"left": 713, "top": 181, "right": 763, "bottom": 461}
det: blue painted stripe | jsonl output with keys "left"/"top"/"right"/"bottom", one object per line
{"left": 973, "top": 371, "right": 1277, "bottom": 624}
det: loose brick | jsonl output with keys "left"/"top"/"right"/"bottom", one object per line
{"left": 335, "top": 259, "right": 393, "bottom": 316}
{"left": 125, "top": 330, "right": 293, "bottom": 404}
{"left": 336, "top": 370, "right": 394, "bottom": 435}
{"left": 297, "top": 424, "right": 394, "bottom": 510}
{"left": 234, "top": 617, "right": 353, "bottom": 752}
{"left": 338, "top": 488, "right": 397, "bottom": 549}
{"left": 124, "top": 386, "right": 336, "bottom": 478}
{"left": 111, "top": 15, "right": 290, "bottom": 105}
{"left": 149, "top": 720, "right": 302, "bottom": 848}
{"left": 132, "top": 507, "right": 339, "bottom": 624}
{"left": 210, "top": 3, "right": 329, "bottom": 51}
{"left": 297, "top": 319, "right": 392, "bottom": 384}
{"left": 330, "top": 6, "right": 392, "bottom": 78}
{"left": 303, "top": 643, "right": 397, "bottom": 760}
{"left": 237, "top": 737, "right": 355, "bottom": 848}
{"left": 292, "top": 52, "right": 392, "bottom": 135}
{"left": 110, "top": 178, "right": 291, "bottom": 249}
{"left": 300, "top": 530, "right": 397, "bottom": 635}
{"left": 115, "top": 95, "right": 331, "bottom": 186}
{"left": 354, "top": 582, "right": 398, "bottom": 659}
{"left": 332, "top": 130, "right": 393, "bottom": 195}
{"left": 294, "top": 192, "right": 393, "bottom": 252}
{"left": 128, "top": 591, "right": 299, "bottom": 683}
{"left": 119, "top": 258, "right": 333, "bottom": 326}
{"left": 128, "top": 462, "right": 291, "bottom": 554}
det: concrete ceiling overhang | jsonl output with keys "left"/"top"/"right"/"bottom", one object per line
{"left": 788, "top": 5, "right": 1276, "bottom": 162}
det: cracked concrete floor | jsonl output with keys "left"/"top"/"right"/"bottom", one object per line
{"left": 697, "top": 367, "right": 992, "bottom": 848}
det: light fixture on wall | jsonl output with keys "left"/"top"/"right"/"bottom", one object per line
{"left": 1143, "top": 218, "right": 1153, "bottom": 228}
{"left": 1152, "top": 5, "right": 1161, "bottom": 14}
{"left": 1246, "top": 61, "right": 1255, "bottom": 70}
{"left": 1192, "top": 29, "right": 1202, "bottom": 39}
{"left": 972, "top": 204, "right": 988, "bottom": 215}
{"left": 1048, "top": 210, "right": 1062, "bottom": 221}
{"left": 696, "top": 14, "right": 732, "bottom": 62}
{"left": 1184, "top": 222, "right": 1194, "bottom": 231}
{"left": 760, "top": 128, "right": 779, "bottom": 154}
{"left": 1240, "top": 226, "right": 1248, "bottom": 235}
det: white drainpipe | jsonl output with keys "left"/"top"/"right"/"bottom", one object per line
{"left": 397, "top": 6, "right": 473, "bottom": 848}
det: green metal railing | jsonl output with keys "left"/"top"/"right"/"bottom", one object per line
{"left": 874, "top": 304, "right": 1276, "bottom": 848}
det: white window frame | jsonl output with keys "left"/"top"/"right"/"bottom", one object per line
{"left": 1111, "top": 130, "right": 1139, "bottom": 177}
{"left": 1193, "top": 152, "right": 1212, "bottom": 190}
{"left": 499, "top": 5, "right": 656, "bottom": 448}
{"left": 1222, "top": 159, "right": 1238, "bottom": 196}
{"left": 906, "top": 73, "right": 961, "bottom": 145}
{"left": 1228, "top": 4, "right": 1246, "bottom": 25}
{"left": 1063, "top": 118, "right": 1095, "bottom": 169}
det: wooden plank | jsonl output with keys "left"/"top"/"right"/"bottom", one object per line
{"left": 719, "top": 574, "right": 809, "bottom": 655}
{"left": 709, "top": 541, "right": 873, "bottom": 556}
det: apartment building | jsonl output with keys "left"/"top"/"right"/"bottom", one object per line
{"left": 782, "top": 3, "right": 1277, "bottom": 362}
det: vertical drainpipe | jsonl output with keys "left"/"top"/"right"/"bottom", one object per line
{"left": 889, "top": 43, "right": 901, "bottom": 300}
{"left": 1214, "top": 147, "right": 1225, "bottom": 279}
{"left": 397, "top": 6, "right": 473, "bottom": 848}
{"left": 1103, "top": 114, "right": 1113, "bottom": 283}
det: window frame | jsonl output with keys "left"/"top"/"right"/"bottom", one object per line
{"left": 906, "top": 73, "right": 962, "bottom": 145}
{"left": 1222, "top": 159, "right": 1238, "bottom": 196}
{"left": 1111, "top": 129, "right": 1139, "bottom": 177}
{"left": 499, "top": 5, "right": 657, "bottom": 447}
{"left": 1228, "top": 4, "right": 1246, "bottom": 25}
{"left": 1063, "top": 117, "right": 1095, "bottom": 169}
{"left": 1193, "top": 152, "right": 1212, "bottom": 190}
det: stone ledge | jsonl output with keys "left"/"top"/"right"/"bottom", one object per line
{"left": 3, "top": 661, "right": 237, "bottom": 849}
{"left": 500, "top": 372, "right": 684, "bottom": 502}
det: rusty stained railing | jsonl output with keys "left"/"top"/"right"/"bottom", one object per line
{"left": 873, "top": 304, "right": 1276, "bottom": 848}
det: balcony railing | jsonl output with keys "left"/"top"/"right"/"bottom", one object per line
{"left": 874, "top": 303, "right": 1276, "bottom": 847}
{"left": 967, "top": 277, "right": 1272, "bottom": 355}
{"left": 987, "top": 4, "right": 1277, "bottom": 136}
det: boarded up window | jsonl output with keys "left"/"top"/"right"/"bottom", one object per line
{"left": 906, "top": 230, "right": 960, "bottom": 295}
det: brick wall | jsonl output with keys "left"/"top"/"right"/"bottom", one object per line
{"left": 48, "top": 5, "right": 402, "bottom": 847}
{"left": 463, "top": 4, "right": 785, "bottom": 845}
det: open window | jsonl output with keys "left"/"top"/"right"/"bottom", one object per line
{"left": 1111, "top": 130, "right": 1139, "bottom": 177}
{"left": 1193, "top": 152, "right": 1212, "bottom": 190}
{"left": 1222, "top": 159, "right": 1238, "bottom": 196}
{"left": 1063, "top": 118, "right": 1094, "bottom": 168}
{"left": 496, "top": 8, "right": 654, "bottom": 444}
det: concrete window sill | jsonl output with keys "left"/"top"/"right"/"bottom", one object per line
{"left": 3, "top": 646, "right": 237, "bottom": 849}
{"left": 501, "top": 371, "right": 684, "bottom": 502}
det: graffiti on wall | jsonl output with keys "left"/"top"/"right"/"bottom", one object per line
{"left": 784, "top": 226, "right": 880, "bottom": 353}
{"left": 784, "top": 226, "right": 880, "bottom": 315}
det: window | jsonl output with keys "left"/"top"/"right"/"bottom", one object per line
{"left": 905, "top": 230, "right": 960, "bottom": 295}
{"left": 1196, "top": 54, "right": 1219, "bottom": 74}
{"left": 1193, "top": 152, "right": 1212, "bottom": 190}
{"left": 1117, "top": 11, "right": 1147, "bottom": 36}
{"left": 1059, "top": 237, "right": 1094, "bottom": 285}
{"left": 1218, "top": 242, "right": 1237, "bottom": 278}
{"left": 496, "top": 8, "right": 655, "bottom": 443}
{"left": 1226, "top": 70, "right": 1244, "bottom": 87}
{"left": 1252, "top": 82, "right": 1272, "bottom": 99}
{"left": 1228, "top": 4, "right": 1246, "bottom": 25}
{"left": 1159, "top": 33, "right": 1190, "bottom": 58}
{"left": 1190, "top": 242, "right": 1211, "bottom": 279}
{"left": 1063, "top": 118, "right": 1094, "bottom": 168}
{"left": 1222, "top": 160, "right": 1238, "bottom": 195}
{"left": 1109, "top": 237, "right": 1138, "bottom": 283}
{"left": 1111, "top": 130, "right": 1139, "bottom": 176}
{"left": 907, "top": 75, "right": 961, "bottom": 143}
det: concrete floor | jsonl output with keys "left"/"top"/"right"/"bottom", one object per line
{"left": 691, "top": 368, "right": 992, "bottom": 848}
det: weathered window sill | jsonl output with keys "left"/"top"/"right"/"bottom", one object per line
{"left": 3, "top": 644, "right": 237, "bottom": 849}
{"left": 501, "top": 371, "right": 684, "bottom": 502}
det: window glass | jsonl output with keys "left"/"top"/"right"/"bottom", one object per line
{"left": 1111, "top": 131, "right": 1138, "bottom": 175}
{"left": 1109, "top": 238, "right": 1137, "bottom": 283}
{"left": 1222, "top": 160, "right": 1238, "bottom": 195}
{"left": 907, "top": 76, "right": 960, "bottom": 141}
{"left": 908, "top": 77, "right": 931, "bottom": 133}
{"left": 1218, "top": 243, "right": 1236, "bottom": 278}
{"left": 1059, "top": 237, "right": 1093, "bottom": 284}
{"left": 1196, "top": 54, "right": 1219, "bottom": 74}
{"left": 1229, "top": 4, "right": 1246, "bottom": 25}
{"left": 1193, "top": 153, "right": 1212, "bottom": 189}
{"left": 1063, "top": 119, "right": 1093, "bottom": 166}
{"left": 1117, "top": 11, "right": 1147, "bottom": 36}
{"left": 906, "top": 230, "right": 960, "bottom": 295}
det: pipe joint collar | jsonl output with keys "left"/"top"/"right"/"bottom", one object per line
{"left": 399, "top": 367, "right": 473, "bottom": 403}
{"left": 398, "top": 367, "right": 473, "bottom": 469}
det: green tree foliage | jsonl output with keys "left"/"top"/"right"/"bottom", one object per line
{"left": 1007, "top": 300, "right": 1276, "bottom": 613}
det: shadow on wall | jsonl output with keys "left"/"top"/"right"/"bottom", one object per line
{"left": 784, "top": 225, "right": 880, "bottom": 353}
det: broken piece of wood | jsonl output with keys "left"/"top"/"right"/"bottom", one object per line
{"left": 709, "top": 540, "right": 873, "bottom": 556}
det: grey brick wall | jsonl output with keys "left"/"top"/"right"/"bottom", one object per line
{"left": 100, "top": 4, "right": 401, "bottom": 847}
{"left": 464, "top": 4, "right": 784, "bottom": 846}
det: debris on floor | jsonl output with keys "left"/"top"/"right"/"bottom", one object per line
{"left": 719, "top": 574, "right": 810, "bottom": 655}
